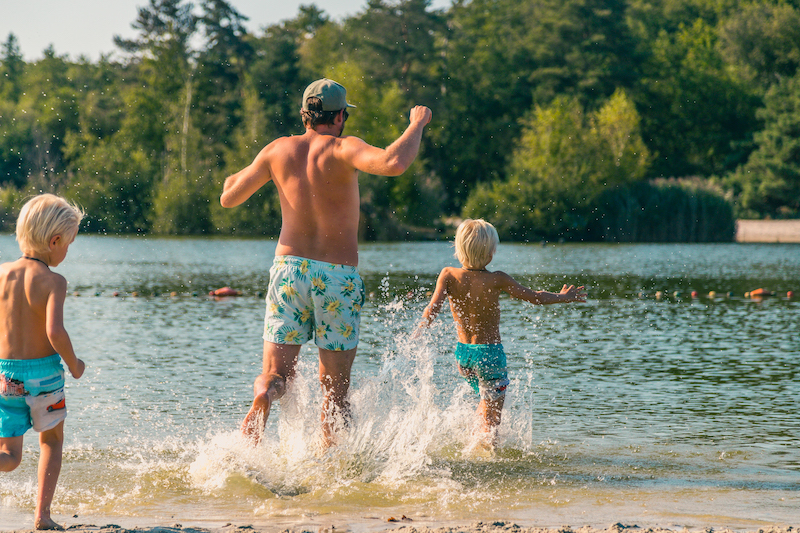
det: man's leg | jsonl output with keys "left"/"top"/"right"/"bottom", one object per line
{"left": 241, "top": 341, "right": 301, "bottom": 441}
{"left": 318, "top": 347, "right": 357, "bottom": 448}
{"left": 35, "top": 422, "right": 64, "bottom": 530}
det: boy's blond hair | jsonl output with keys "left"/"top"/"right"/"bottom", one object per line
{"left": 16, "top": 194, "right": 85, "bottom": 255}
{"left": 454, "top": 218, "right": 499, "bottom": 270}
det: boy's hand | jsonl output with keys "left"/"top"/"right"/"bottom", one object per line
{"left": 69, "top": 358, "right": 86, "bottom": 379}
{"left": 560, "top": 284, "right": 587, "bottom": 302}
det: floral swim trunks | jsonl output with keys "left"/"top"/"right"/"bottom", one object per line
{"left": 0, "top": 354, "right": 67, "bottom": 438}
{"left": 263, "top": 255, "right": 366, "bottom": 351}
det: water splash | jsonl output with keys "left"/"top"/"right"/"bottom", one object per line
{"left": 187, "top": 302, "right": 482, "bottom": 505}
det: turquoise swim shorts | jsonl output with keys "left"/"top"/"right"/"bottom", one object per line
{"left": 454, "top": 343, "right": 509, "bottom": 401}
{"left": 263, "top": 255, "right": 366, "bottom": 352}
{"left": 0, "top": 354, "right": 67, "bottom": 438}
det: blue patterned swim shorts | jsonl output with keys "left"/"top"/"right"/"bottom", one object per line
{"left": 0, "top": 354, "right": 67, "bottom": 438}
{"left": 454, "top": 343, "right": 509, "bottom": 401}
{"left": 263, "top": 255, "right": 366, "bottom": 351}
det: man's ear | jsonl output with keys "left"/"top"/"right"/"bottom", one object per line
{"left": 49, "top": 234, "right": 62, "bottom": 250}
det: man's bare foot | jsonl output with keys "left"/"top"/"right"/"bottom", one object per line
{"left": 241, "top": 393, "right": 271, "bottom": 443}
{"left": 34, "top": 517, "right": 64, "bottom": 530}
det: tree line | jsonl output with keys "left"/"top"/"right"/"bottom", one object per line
{"left": 1, "top": 0, "right": 798, "bottom": 242}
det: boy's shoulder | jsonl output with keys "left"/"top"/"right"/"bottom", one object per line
{"left": 441, "top": 267, "right": 511, "bottom": 287}
{"left": 1, "top": 259, "right": 66, "bottom": 290}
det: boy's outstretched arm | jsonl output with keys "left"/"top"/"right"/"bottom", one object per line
{"left": 500, "top": 273, "right": 586, "bottom": 305}
{"left": 46, "top": 277, "right": 85, "bottom": 379}
{"left": 413, "top": 269, "right": 450, "bottom": 337}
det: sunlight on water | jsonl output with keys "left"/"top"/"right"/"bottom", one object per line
{"left": 1, "top": 237, "right": 799, "bottom": 529}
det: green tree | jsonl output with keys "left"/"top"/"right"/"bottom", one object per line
{"left": 0, "top": 102, "right": 33, "bottom": 187}
{"left": 726, "top": 73, "right": 800, "bottom": 218}
{"left": 193, "top": 0, "right": 253, "bottom": 149}
{"left": 0, "top": 186, "right": 24, "bottom": 232}
{"left": 17, "top": 46, "right": 82, "bottom": 191}
{"left": 343, "top": 0, "right": 445, "bottom": 104}
{"left": 718, "top": 2, "right": 800, "bottom": 89}
{"left": 463, "top": 91, "right": 650, "bottom": 240}
{"left": 0, "top": 33, "right": 24, "bottom": 103}
{"left": 435, "top": 0, "right": 639, "bottom": 211}
{"left": 248, "top": 22, "right": 305, "bottom": 138}
{"left": 65, "top": 134, "right": 157, "bottom": 233}
{"left": 208, "top": 77, "right": 282, "bottom": 236}
{"left": 114, "top": 0, "right": 202, "bottom": 233}
{"left": 634, "top": 19, "right": 760, "bottom": 177}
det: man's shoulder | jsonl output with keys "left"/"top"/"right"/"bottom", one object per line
{"left": 266, "top": 134, "right": 304, "bottom": 150}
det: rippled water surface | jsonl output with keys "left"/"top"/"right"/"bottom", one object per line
{"left": 1, "top": 236, "right": 798, "bottom": 530}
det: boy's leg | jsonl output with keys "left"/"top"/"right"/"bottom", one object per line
{"left": 35, "top": 421, "right": 64, "bottom": 530}
{"left": 477, "top": 395, "right": 505, "bottom": 436}
{"left": 241, "top": 341, "right": 301, "bottom": 441}
{"left": 0, "top": 435, "right": 24, "bottom": 472}
{"left": 318, "top": 347, "right": 357, "bottom": 448}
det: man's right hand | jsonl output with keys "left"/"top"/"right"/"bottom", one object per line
{"left": 410, "top": 105, "right": 432, "bottom": 126}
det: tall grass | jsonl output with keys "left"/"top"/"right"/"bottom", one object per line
{"left": 590, "top": 178, "right": 736, "bottom": 242}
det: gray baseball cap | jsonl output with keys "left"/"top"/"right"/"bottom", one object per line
{"left": 301, "top": 78, "right": 356, "bottom": 111}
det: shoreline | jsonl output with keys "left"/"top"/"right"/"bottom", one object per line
{"left": 3, "top": 516, "right": 800, "bottom": 533}
{"left": 2, "top": 521, "right": 800, "bottom": 533}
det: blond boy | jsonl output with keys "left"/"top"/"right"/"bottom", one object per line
{"left": 0, "top": 194, "right": 85, "bottom": 530}
{"left": 417, "top": 219, "right": 585, "bottom": 443}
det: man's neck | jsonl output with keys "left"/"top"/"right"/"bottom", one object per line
{"left": 308, "top": 124, "right": 341, "bottom": 137}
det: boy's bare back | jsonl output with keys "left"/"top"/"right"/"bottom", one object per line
{"left": 435, "top": 267, "right": 505, "bottom": 344}
{"left": 0, "top": 259, "right": 67, "bottom": 361}
{"left": 425, "top": 266, "right": 586, "bottom": 345}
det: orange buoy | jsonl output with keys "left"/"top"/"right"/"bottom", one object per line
{"left": 749, "top": 288, "right": 773, "bottom": 297}
{"left": 212, "top": 286, "right": 242, "bottom": 297}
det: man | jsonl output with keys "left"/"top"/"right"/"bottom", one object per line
{"left": 220, "top": 78, "right": 431, "bottom": 446}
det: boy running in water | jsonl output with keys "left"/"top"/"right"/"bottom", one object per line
{"left": 416, "top": 219, "right": 585, "bottom": 445}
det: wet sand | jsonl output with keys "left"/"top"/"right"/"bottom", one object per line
{"left": 3, "top": 521, "right": 799, "bottom": 533}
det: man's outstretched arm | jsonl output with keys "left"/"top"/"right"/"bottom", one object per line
{"left": 220, "top": 148, "right": 273, "bottom": 208}
{"left": 343, "top": 105, "right": 432, "bottom": 177}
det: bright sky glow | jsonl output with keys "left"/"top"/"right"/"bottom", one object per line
{"left": 1, "top": 0, "right": 452, "bottom": 61}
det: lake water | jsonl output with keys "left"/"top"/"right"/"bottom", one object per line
{"left": 0, "top": 236, "right": 798, "bottom": 531}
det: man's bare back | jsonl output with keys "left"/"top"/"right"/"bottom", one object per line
{"left": 221, "top": 106, "right": 431, "bottom": 266}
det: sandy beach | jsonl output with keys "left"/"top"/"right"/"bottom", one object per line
{"left": 3, "top": 522, "right": 799, "bottom": 533}
{"left": 735, "top": 220, "right": 800, "bottom": 242}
